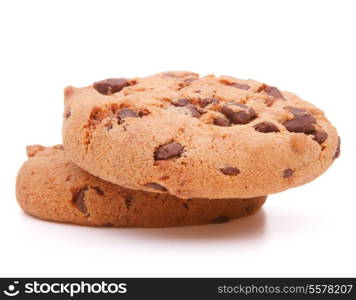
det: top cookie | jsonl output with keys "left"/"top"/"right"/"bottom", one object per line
{"left": 62, "top": 71, "right": 340, "bottom": 199}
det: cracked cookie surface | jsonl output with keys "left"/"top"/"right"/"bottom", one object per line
{"left": 16, "top": 145, "right": 266, "bottom": 227}
{"left": 62, "top": 71, "right": 340, "bottom": 199}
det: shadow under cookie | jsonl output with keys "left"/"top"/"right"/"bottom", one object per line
{"left": 16, "top": 145, "right": 267, "bottom": 228}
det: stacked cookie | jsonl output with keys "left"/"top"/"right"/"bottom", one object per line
{"left": 16, "top": 71, "right": 340, "bottom": 227}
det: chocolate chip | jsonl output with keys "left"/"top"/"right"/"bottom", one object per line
{"left": 283, "top": 114, "right": 316, "bottom": 133}
{"left": 221, "top": 103, "right": 257, "bottom": 125}
{"left": 184, "top": 78, "right": 197, "bottom": 84}
{"left": 283, "top": 169, "right": 294, "bottom": 178}
{"left": 92, "top": 186, "right": 104, "bottom": 196}
{"left": 260, "top": 85, "right": 285, "bottom": 99}
{"left": 284, "top": 106, "right": 318, "bottom": 133}
{"left": 64, "top": 110, "right": 71, "bottom": 119}
{"left": 231, "top": 83, "right": 250, "bottom": 90}
{"left": 284, "top": 106, "right": 307, "bottom": 115}
{"left": 117, "top": 108, "right": 139, "bottom": 120}
{"left": 333, "top": 136, "right": 341, "bottom": 159}
{"left": 124, "top": 195, "right": 134, "bottom": 209}
{"left": 254, "top": 121, "right": 280, "bottom": 133}
{"left": 188, "top": 105, "right": 201, "bottom": 118}
{"left": 310, "top": 130, "right": 328, "bottom": 144}
{"left": 197, "top": 107, "right": 207, "bottom": 115}
{"left": 72, "top": 186, "right": 89, "bottom": 214}
{"left": 199, "top": 97, "right": 220, "bottom": 107}
{"left": 213, "top": 117, "right": 231, "bottom": 127}
{"left": 220, "top": 167, "right": 240, "bottom": 176}
{"left": 116, "top": 107, "right": 148, "bottom": 123}
{"left": 245, "top": 205, "right": 255, "bottom": 213}
{"left": 93, "top": 78, "right": 130, "bottom": 95}
{"left": 220, "top": 79, "right": 250, "bottom": 90}
{"left": 171, "top": 98, "right": 191, "bottom": 107}
{"left": 144, "top": 182, "right": 167, "bottom": 192}
{"left": 211, "top": 215, "right": 230, "bottom": 224}
{"left": 154, "top": 142, "right": 184, "bottom": 160}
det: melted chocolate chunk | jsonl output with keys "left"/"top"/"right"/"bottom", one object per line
{"left": 221, "top": 103, "right": 257, "bottom": 125}
{"left": 72, "top": 186, "right": 89, "bottom": 214}
{"left": 333, "top": 136, "right": 341, "bottom": 159}
{"left": 220, "top": 79, "right": 250, "bottom": 90}
{"left": 92, "top": 186, "right": 104, "bottom": 196}
{"left": 254, "top": 121, "right": 280, "bottom": 133}
{"left": 171, "top": 98, "right": 191, "bottom": 107}
{"left": 260, "top": 85, "right": 285, "bottom": 99}
{"left": 117, "top": 108, "right": 139, "bottom": 122}
{"left": 93, "top": 78, "right": 130, "bottom": 95}
{"left": 283, "top": 169, "right": 294, "bottom": 178}
{"left": 310, "top": 130, "right": 328, "bottom": 144}
{"left": 283, "top": 114, "right": 316, "bottom": 133}
{"left": 199, "top": 97, "right": 220, "bottom": 107}
{"left": 188, "top": 105, "right": 201, "bottom": 118}
{"left": 231, "top": 83, "right": 250, "bottom": 90}
{"left": 144, "top": 182, "right": 167, "bottom": 192}
{"left": 154, "top": 142, "right": 184, "bottom": 160}
{"left": 284, "top": 106, "right": 307, "bottom": 115}
{"left": 213, "top": 117, "right": 231, "bottom": 127}
{"left": 245, "top": 205, "right": 255, "bottom": 213}
{"left": 64, "top": 110, "right": 71, "bottom": 119}
{"left": 220, "top": 167, "right": 240, "bottom": 176}
{"left": 211, "top": 215, "right": 230, "bottom": 224}
{"left": 124, "top": 195, "right": 134, "bottom": 209}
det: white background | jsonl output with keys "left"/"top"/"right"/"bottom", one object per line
{"left": 0, "top": 0, "right": 355, "bottom": 277}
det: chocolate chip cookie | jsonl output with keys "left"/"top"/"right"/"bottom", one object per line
{"left": 62, "top": 71, "right": 340, "bottom": 199}
{"left": 16, "top": 145, "right": 266, "bottom": 227}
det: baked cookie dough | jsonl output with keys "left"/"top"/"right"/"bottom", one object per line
{"left": 62, "top": 71, "right": 340, "bottom": 199}
{"left": 16, "top": 145, "right": 266, "bottom": 227}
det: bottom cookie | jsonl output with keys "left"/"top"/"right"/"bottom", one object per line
{"left": 16, "top": 145, "right": 267, "bottom": 227}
